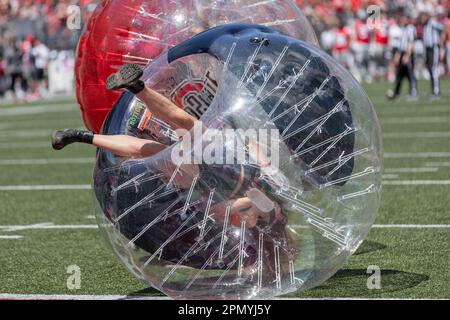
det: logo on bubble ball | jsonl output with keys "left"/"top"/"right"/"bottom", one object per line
{"left": 170, "top": 70, "right": 218, "bottom": 120}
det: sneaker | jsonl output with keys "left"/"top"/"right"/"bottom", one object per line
{"left": 385, "top": 89, "right": 397, "bottom": 100}
{"left": 106, "top": 63, "right": 145, "bottom": 94}
{"left": 52, "top": 129, "right": 94, "bottom": 150}
{"left": 406, "top": 94, "right": 419, "bottom": 102}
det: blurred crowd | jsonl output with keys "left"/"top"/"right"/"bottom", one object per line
{"left": 297, "top": 0, "right": 450, "bottom": 89}
{"left": 0, "top": 0, "right": 95, "bottom": 102}
{"left": 1, "top": 0, "right": 449, "bottom": 103}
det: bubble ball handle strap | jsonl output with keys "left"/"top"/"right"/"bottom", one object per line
{"left": 167, "top": 23, "right": 282, "bottom": 63}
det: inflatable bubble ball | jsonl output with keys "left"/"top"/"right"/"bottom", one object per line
{"left": 92, "top": 24, "right": 382, "bottom": 300}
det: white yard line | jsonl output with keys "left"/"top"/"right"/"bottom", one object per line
{"left": 0, "top": 158, "right": 94, "bottom": 165}
{"left": 0, "top": 185, "right": 91, "bottom": 191}
{"left": 384, "top": 167, "right": 439, "bottom": 173}
{"left": 372, "top": 224, "right": 450, "bottom": 228}
{"left": 0, "top": 294, "right": 168, "bottom": 300}
{"left": 0, "top": 293, "right": 446, "bottom": 300}
{"left": 0, "top": 235, "right": 24, "bottom": 239}
{"left": 1, "top": 223, "right": 449, "bottom": 233}
{"left": 0, "top": 104, "right": 77, "bottom": 117}
{"left": 0, "top": 223, "right": 98, "bottom": 232}
{"left": 383, "top": 180, "right": 450, "bottom": 185}
{"left": 0, "top": 130, "right": 53, "bottom": 138}
{"left": 382, "top": 116, "right": 450, "bottom": 124}
{"left": 0, "top": 142, "right": 50, "bottom": 149}
{"left": 385, "top": 152, "right": 450, "bottom": 158}
{"left": 384, "top": 132, "right": 450, "bottom": 139}
{"left": 382, "top": 174, "right": 399, "bottom": 179}
{"left": 378, "top": 105, "right": 450, "bottom": 115}
{"left": 426, "top": 162, "right": 450, "bottom": 167}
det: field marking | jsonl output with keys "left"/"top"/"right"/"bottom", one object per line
{"left": 0, "top": 130, "right": 53, "bottom": 139}
{"left": 0, "top": 104, "right": 78, "bottom": 117}
{"left": 382, "top": 116, "right": 450, "bottom": 124}
{"left": 378, "top": 105, "right": 450, "bottom": 115}
{"left": 385, "top": 152, "right": 450, "bottom": 159}
{"left": 2, "top": 177, "right": 450, "bottom": 191}
{"left": 0, "top": 294, "right": 167, "bottom": 300}
{"left": 0, "top": 223, "right": 98, "bottom": 232}
{"left": 0, "top": 158, "right": 94, "bottom": 165}
{"left": 383, "top": 180, "right": 450, "bottom": 185}
{"left": 0, "top": 294, "right": 447, "bottom": 300}
{"left": 382, "top": 174, "right": 399, "bottom": 179}
{"left": 372, "top": 224, "right": 450, "bottom": 229}
{"left": 0, "top": 235, "right": 24, "bottom": 239}
{"left": 0, "top": 142, "right": 50, "bottom": 149}
{"left": 384, "top": 167, "right": 439, "bottom": 173}
{"left": 426, "top": 162, "right": 450, "bottom": 167}
{"left": 0, "top": 185, "right": 91, "bottom": 191}
{"left": 384, "top": 132, "right": 450, "bottom": 139}
{"left": 1, "top": 223, "right": 449, "bottom": 233}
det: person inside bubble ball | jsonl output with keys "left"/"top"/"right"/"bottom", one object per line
{"left": 52, "top": 63, "right": 287, "bottom": 232}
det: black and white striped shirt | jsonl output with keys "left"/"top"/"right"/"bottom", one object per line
{"left": 399, "top": 24, "right": 416, "bottom": 53}
{"left": 423, "top": 19, "right": 444, "bottom": 48}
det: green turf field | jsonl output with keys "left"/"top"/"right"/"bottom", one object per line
{"left": 0, "top": 80, "right": 449, "bottom": 299}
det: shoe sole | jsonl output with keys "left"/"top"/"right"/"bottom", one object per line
{"left": 51, "top": 131, "right": 63, "bottom": 150}
{"left": 106, "top": 64, "right": 144, "bottom": 90}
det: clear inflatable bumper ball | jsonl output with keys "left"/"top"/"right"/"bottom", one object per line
{"left": 92, "top": 24, "right": 383, "bottom": 299}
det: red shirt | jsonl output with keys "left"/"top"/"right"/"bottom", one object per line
{"left": 375, "top": 20, "right": 389, "bottom": 45}
{"left": 333, "top": 27, "right": 350, "bottom": 52}
{"left": 354, "top": 20, "right": 370, "bottom": 44}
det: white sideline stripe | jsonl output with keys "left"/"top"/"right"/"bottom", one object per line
{"left": 290, "top": 224, "right": 450, "bottom": 229}
{"left": 0, "top": 104, "right": 77, "bottom": 117}
{"left": 0, "top": 235, "right": 24, "bottom": 239}
{"left": 426, "top": 162, "right": 450, "bottom": 167}
{"left": 384, "top": 167, "right": 439, "bottom": 173}
{"left": 0, "top": 142, "right": 50, "bottom": 149}
{"left": 1, "top": 223, "right": 450, "bottom": 233}
{"left": 382, "top": 116, "right": 450, "bottom": 124}
{"left": 373, "top": 224, "right": 450, "bottom": 229}
{"left": 0, "top": 294, "right": 447, "bottom": 301}
{"left": 378, "top": 105, "right": 450, "bottom": 114}
{"left": 0, "top": 294, "right": 168, "bottom": 301}
{"left": 0, "top": 223, "right": 98, "bottom": 232}
{"left": 0, "top": 130, "right": 53, "bottom": 138}
{"left": 383, "top": 180, "right": 450, "bottom": 185}
{"left": 382, "top": 174, "right": 399, "bottom": 179}
{"left": 0, "top": 158, "right": 94, "bottom": 165}
{"left": 0, "top": 185, "right": 91, "bottom": 191}
{"left": 385, "top": 152, "right": 450, "bottom": 158}
{"left": 384, "top": 132, "right": 450, "bottom": 139}
{"left": 2, "top": 179, "right": 450, "bottom": 191}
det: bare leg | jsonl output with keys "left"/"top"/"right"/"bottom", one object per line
{"left": 92, "top": 134, "right": 166, "bottom": 158}
{"left": 106, "top": 63, "right": 197, "bottom": 132}
{"left": 136, "top": 88, "right": 197, "bottom": 131}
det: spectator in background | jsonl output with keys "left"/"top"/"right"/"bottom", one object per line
{"left": 370, "top": 10, "right": 390, "bottom": 80}
{"left": 332, "top": 18, "right": 361, "bottom": 80}
{"left": 422, "top": 11, "right": 446, "bottom": 97}
{"left": 351, "top": 11, "right": 371, "bottom": 82}
{"left": 4, "top": 38, "right": 25, "bottom": 102}
{"left": 387, "top": 14, "right": 418, "bottom": 100}
{"left": 445, "top": 10, "right": 450, "bottom": 76}
{"left": 0, "top": 0, "right": 96, "bottom": 103}
{"left": 31, "top": 38, "right": 50, "bottom": 98}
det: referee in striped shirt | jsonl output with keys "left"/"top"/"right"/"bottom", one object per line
{"left": 421, "top": 12, "right": 445, "bottom": 98}
{"left": 387, "top": 14, "right": 417, "bottom": 100}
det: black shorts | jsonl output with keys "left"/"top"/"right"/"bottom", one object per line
{"left": 33, "top": 68, "right": 45, "bottom": 81}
